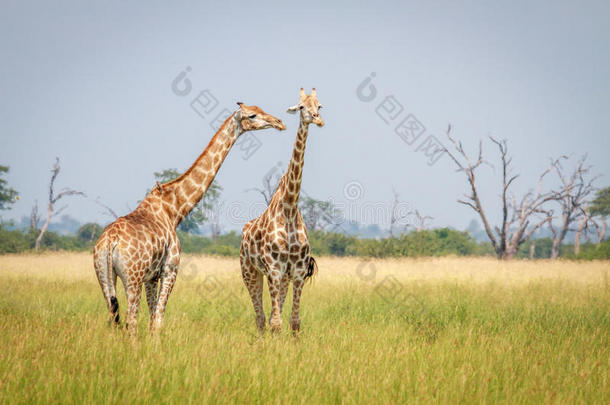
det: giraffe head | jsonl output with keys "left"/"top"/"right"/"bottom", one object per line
{"left": 286, "top": 88, "right": 324, "bottom": 127}
{"left": 236, "top": 102, "right": 286, "bottom": 132}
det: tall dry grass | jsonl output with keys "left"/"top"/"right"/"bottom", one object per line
{"left": 0, "top": 253, "right": 608, "bottom": 404}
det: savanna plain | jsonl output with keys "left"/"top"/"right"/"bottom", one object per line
{"left": 0, "top": 253, "right": 608, "bottom": 404}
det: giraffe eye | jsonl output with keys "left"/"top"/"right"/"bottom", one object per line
{"left": 248, "top": 114, "right": 256, "bottom": 119}
{"left": 299, "top": 106, "right": 304, "bottom": 110}
{"left": 318, "top": 105, "right": 322, "bottom": 109}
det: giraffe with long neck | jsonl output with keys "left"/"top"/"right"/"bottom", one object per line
{"left": 241, "top": 88, "right": 324, "bottom": 334}
{"left": 94, "top": 103, "right": 285, "bottom": 336}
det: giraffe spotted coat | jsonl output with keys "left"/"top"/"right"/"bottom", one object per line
{"left": 241, "top": 88, "right": 323, "bottom": 334}
{"left": 93, "top": 104, "right": 285, "bottom": 336}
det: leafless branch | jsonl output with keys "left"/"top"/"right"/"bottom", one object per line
{"left": 548, "top": 155, "right": 598, "bottom": 258}
{"left": 35, "top": 158, "right": 85, "bottom": 251}
{"left": 30, "top": 200, "right": 40, "bottom": 230}
{"left": 93, "top": 197, "right": 119, "bottom": 219}
{"left": 389, "top": 188, "right": 411, "bottom": 237}
{"left": 445, "top": 125, "right": 566, "bottom": 259}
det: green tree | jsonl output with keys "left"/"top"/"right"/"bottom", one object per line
{"left": 589, "top": 186, "right": 610, "bottom": 242}
{"left": 299, "top": 196, "right": 341, "bottom": 231}
{"left": 153, "top": 169, "right": 222, "bottom": 234}
{"left": 0, "top": 165, "right": 18, "bottom": 211}
{"left": 77, "top": 223, "right": 104, "bottom": 242}
{"left": 590, "top": 187, "right": 610, "bottom": 217}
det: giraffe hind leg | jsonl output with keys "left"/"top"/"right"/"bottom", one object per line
{"left": 110, "top": 296, "right": 120, "bottom": 325}
{"left": 241, "top": 254, "right": 265, "bottom": 333}
{"left": 109, "top": 267, "right": 119, "bottom": 325}
{"left": 150, "top": 264, "right": 178, "bottom": 334}
{"left": 145, "top": 278, "right": 159, "bottom": 327}
{"left": 94, "top": 248, "right": 120, "bottom": 326}
{"left": 125, "top": 281, "right": 143, "bottom": 337}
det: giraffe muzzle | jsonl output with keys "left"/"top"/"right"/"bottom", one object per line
{"left": 273, "top": 119, "right": 286, "bottom": 131}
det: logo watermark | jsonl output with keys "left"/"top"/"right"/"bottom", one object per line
{"left": 171, "top": 66, "right": 262, "bottom": 160}
{"left": 356, "top": 72, "right": 446, "bottom": 166}
{"left": 354, "top": 260, "right": 425, "bottom": 317}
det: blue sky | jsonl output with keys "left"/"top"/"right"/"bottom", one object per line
{"left": 1, "top": 0, "right": 609, "bottom": 232}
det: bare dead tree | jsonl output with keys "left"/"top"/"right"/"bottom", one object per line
{"left": 444, "top": 126, "right": 562, "bottom": 260}
{"left": 89, "top": 226, "right": 98, "bottom": 242}
{"left": 529, "top": 241, "right": 536, "bottom": 260}
{"left": 389, "top": 189, "right": 410, "bottom": 237}
{"left": 248, "top": 163, "right": 283, "bottom": 205}
{"left": 401, "top": 210, "right": 434, "bottom": 234}
{"left": 409, "top": 210, "right": 433, "bottom": 233}
{"left": 300, "top": 196, "right": 340, "bottom": 232}
{"left": 35, "top": 158, "right": 85, "bottom": 251}
{"left": 210, "top": 222, "right": 221, "bottom": 242}
{"left": 548, "top": 156, "right": 598, "bottom": 259}
{"left": 589, "top": 187, "right": 609, "bottom": 244}
{"left": 595, "top": 218, "right": 607, "bottom": 243}
{"left": 388, "top": 190, "right": 432, "bottom": 236}
{"left": 205, "top": 202, "right": 222, "bottom": 243}
{"left": 30, "top": 200, "right": 40, "bottom": 231}
{"left": 573, "top": 208, "right": 599, "bottom": 255}
{"left": 257, "top": 174, "right": 279, "bottom": 205}
{"left": 574, "top": 215, "right": 586, "bottom": 256}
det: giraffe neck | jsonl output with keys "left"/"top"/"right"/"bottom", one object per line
{"left": 281, "top": 118, "right": 309, "bottom": 214}
{"left": 161, "top": 112, "right": 243, "bottom": 228}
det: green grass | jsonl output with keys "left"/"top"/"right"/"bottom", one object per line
{"left": 0, "top": 254, "right": 608, "bottom": 404}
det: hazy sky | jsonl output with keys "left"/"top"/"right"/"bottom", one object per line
{"left": 1, "top": 0, "right": 609, "bottom": 232}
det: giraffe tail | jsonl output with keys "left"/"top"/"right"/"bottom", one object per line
{"left": 305, "top": 256, "right": 318, "bottom": 281}
{"left": 107, "top": 237, "right": 119, "bottom": 325}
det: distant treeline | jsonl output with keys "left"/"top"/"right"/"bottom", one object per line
{"left": 1, "top": 223, "right": 608, "bottom": 260}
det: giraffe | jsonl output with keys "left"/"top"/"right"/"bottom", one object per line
{"left": 93, "top": 102, "right": 285, "bottom": 336}
{"left": 240, "top": 88, "right": 324, "bottom": 334}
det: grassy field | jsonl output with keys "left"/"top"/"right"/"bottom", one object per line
{"left": 0, "top": 253, "right": 608, "bottom": 404}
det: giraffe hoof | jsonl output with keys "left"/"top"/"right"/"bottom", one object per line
{"left": 150, "top": 324, "right": 162, "bottom": 336}
{"left": 270, "top": 322, "right": 282, "bottom": 334}
{"left": 270, "top": 318, "right": 282, "bottom": 334}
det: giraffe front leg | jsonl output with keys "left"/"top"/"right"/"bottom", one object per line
{"left": 278, "top": 272, "right": 291, "bottom": 315}
{"left": 290, "top": 277, "right": 305, "bottom": 335}
{"left": 125, "top": 281, "right": 143, "bottom": 337}
{"left": 150, "top": 263, "right": 178, "bottom": 334}
{"left": 266, "top": 269, "right": 283, "bottom": 334}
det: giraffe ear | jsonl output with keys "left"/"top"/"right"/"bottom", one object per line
{"left": 286, "top": 105, "right": 300, "bottom": 114}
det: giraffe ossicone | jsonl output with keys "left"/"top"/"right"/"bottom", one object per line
{"left": 93, "top": 103, "right": 285, "bottom": 336}
{"left": 240, "top": 88, "right": 324, "bottom": 335}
